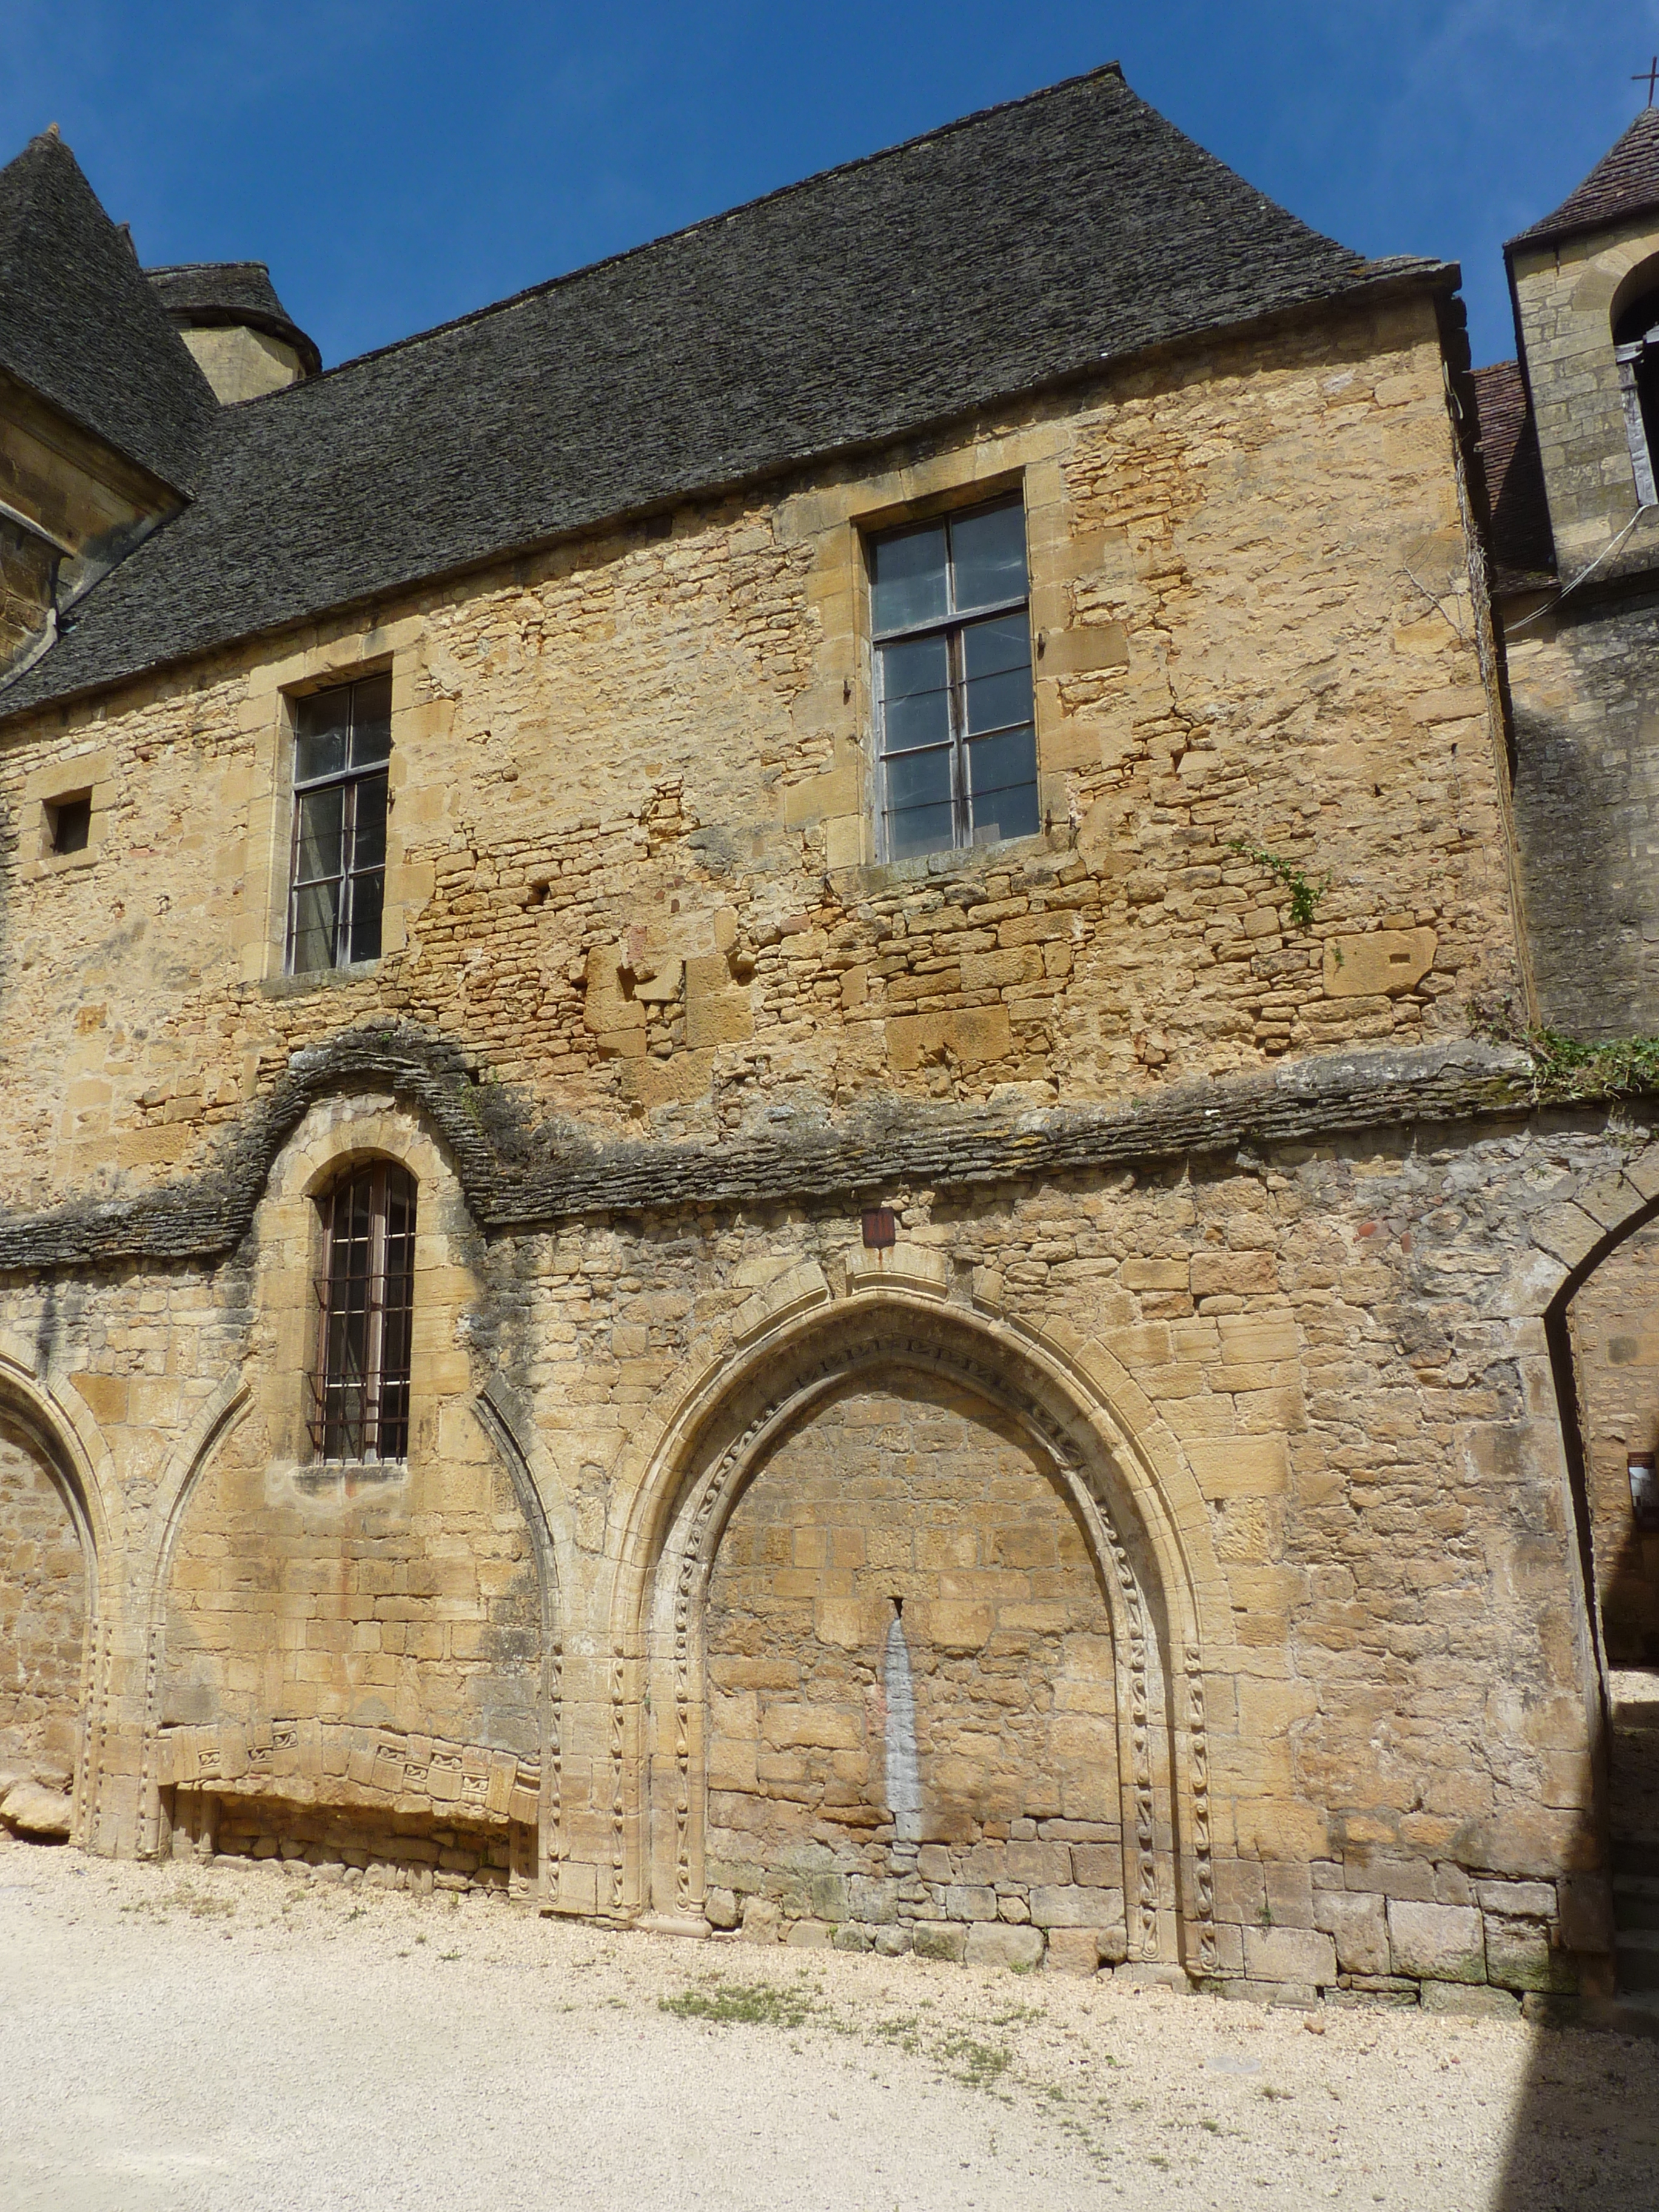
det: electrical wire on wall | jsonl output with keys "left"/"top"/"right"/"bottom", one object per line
{"left": 1505, "top": 502, "right": 1658, "bottom": 637}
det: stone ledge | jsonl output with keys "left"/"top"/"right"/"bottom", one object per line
{"left": 0, "top": 1027, "right": 1555, "bottom": 1273}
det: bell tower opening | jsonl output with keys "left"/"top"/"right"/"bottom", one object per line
{"left": 1614, "top": 279, "right": 1659, "bottom": 506}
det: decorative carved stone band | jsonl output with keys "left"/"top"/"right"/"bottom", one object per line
{"left": 1184, "top": 1644, "right": 1218, "bottom": 1976}
{"left": 610, "top": 1645, "right": 626, "bottom": 1911}
{"left": 1104, "top": 1518, "right": 1159, "bottom": 1961}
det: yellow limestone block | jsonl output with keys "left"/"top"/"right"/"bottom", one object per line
{"left": 1323, "top": 928, "right": 1436, "bottom": 999}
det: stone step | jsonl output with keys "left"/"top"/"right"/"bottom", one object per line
{"left": 1612, "top": 1837, "right": 1659, "bottom": 1879}
{"left": 1614, "top": 1874, "right": 1659, "bottom": 1931}
{"left": 1616, "top": 1928, "right": 1659, "bottom": 1992}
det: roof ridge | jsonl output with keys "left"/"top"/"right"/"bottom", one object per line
{"left": 146, "top": 257, "right": 275, "bottom": 276}
{"left": 302, "top": 63, "right": 1131, "bottom": 389}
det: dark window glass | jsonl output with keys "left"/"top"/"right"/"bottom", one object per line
{"left": 310, "top": 1160, "right": 417, "bottom": 1463}
{"left": 950, "top": 503, "right": 1028, "bottom": 614}
{"left": 871, "top": 498, "right": 1036, "bottom": 862}
{"left": 870, "top": 522, "right": 949, "bottom": 634}
{"left": 287, "top": 675, "right": 392, "bottom": 973}
{"left": 45, "top": 793, "right": 92, "bottom": 856}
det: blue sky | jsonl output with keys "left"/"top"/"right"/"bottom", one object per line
{"left": 5, "top": 2, "right": 1659, "bottom": 372}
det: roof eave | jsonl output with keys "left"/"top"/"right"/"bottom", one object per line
{"left": 1506, "top": 197, "right": 1659, "bottom": 258}
{"left": 0, "top": 254, "right": 1458, "bottom": 736}
{"left": 0, "top": 358, "right": 195, "bottom": 504}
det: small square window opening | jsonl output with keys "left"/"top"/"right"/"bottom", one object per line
{"left": 870, "top": 497, "right": 1037, "bottom": 862}
{"left": 44, "top": 792, "right": 92, "bottom": 857}
{"left": 286, "top": 673, "right": 391, "bottom": 974}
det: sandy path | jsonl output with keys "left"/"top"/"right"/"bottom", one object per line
{"left": 1, "top": 1840, "right": 1655, "bottom": 2211}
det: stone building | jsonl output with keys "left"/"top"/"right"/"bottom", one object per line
{"left": 1465, "top": 102, "right": 1659, "bottom": 2009}
{"left": 0, "top": 64, "right": 1652, "bottom": 2009}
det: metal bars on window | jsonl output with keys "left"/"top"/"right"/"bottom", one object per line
{"left": 309, "top": 1160, "right": 416, "bottom": 1463}
{"left": 286, "top": 673, "right": 391, "bottom": 974}
{"left": 870, "top": 497, "right": 1037, "bottom": 862}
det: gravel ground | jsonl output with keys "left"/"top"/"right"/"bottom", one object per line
{"left": 2, "top": 1840, "right": 1657, "bottom": 2211}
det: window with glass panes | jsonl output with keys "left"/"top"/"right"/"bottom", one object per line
{"left": 286, "top": 674, "right": 390, "bottom": 973}
{"left": 309, "top": 1160, "right": 416, "bottom": 1463}
{"left": 870, "top": 498, "right": 1037, "bottom": 861}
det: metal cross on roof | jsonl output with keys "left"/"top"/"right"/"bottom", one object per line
{"left": 1637, "top": 55, "right": 1659, "bottom": 104}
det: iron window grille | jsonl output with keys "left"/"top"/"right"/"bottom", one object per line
{"left": 286, "top": 673, "right": 391, "bottom": 974}
{"left": 870, "top": 497, "right": 1037, "bottom": 862}
{"left": 309, "top": 1159, "right": 416, "bottom": 1463}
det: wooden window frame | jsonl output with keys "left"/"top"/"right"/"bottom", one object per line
{"left": 285, "top": 673, "right": 391, "bottom": 975}
{"left": 869, "top": 495, "right": 1036, "bottom": 863}
{"left": 309, "top": 1159, "right": 416, "bottom": 1464}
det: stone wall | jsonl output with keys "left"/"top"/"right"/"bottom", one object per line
{"left": 703, "top": 1376, "right": 1122, "bottom": 1969}
{"left": 161, "top": 1425, "right": 542, "bottom": 1756}
{"left": 1503, "top": 585, "right": 1659, "bottom": 1037}
{"left": 144, "top": 1088, "right": 547, "bottom": 1868}
{"left": 0, "top": 1070, "right": 1637, "bottom": 1999}
{"left": 0, "top": 1429, "right": 85, "bottom": 1773}
{"left": 0, "top": 289, "right": 1517, "bottom": 1208}
{"left": 1567, "top": 1210, "right": 1659, "bottom": 1663}
{"left": 0, "top": 260, "right": 1618, "bottom": 2003}
{"left": 168, "top": 1784, "right": 519, "bottom": 1894}
{"left": 1509, "top": 210, "right": 1659, "bottom": 581}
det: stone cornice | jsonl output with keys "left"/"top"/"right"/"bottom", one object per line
{"left": 0, "top": 1028, "right": 1562, "bottom": 1275}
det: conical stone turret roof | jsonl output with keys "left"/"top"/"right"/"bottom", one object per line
{"left": 1510, "top": 105, "right": 1659, "bottom": 249}
{"left": 0, "top": 129, "right": 215, "bottom": 491}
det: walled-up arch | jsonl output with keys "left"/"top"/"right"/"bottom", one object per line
{"left": 134, "top": 1094, "right": 559, "bottom": 1895}
{"left": 624, "top": 1285, "right": 1222, "bottom": 1973}
{"left": 0, "top": 1343, "right": 119, "bottom": 1846}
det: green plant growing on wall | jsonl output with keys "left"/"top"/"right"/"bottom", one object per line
{"left": 1521, "top": 1027, "right": 1659, "bottom": 1103}
{"left": 1469, "top": 998, "right": 1659, "bottom": 1103}
{"left": 1223, "top": 839, "right": 1330, "bottom": 930}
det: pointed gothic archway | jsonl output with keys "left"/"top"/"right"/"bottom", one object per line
{"left": 0, "top": 1346, "right": 118, "bottom": 1848}
{"left": 625, "top": 1289, "right": 1219, "bottom": 1974}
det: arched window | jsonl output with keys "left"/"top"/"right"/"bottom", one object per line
{"left": 1614, "top": 282, "right": 1659, "bottom": 506}
{"left": 310, "top": 1160, "right": 416, "bottom": 1463}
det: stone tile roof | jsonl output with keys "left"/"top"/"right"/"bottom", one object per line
{"left": 0, "top": 65, "right": 1446, "bottom": 723}
{"left": 1469, "top": 360, "right": 1556, "bottom": 589}
{"left": 1510, "top": 105, "right": 1659, "bottom": 249}
{"left": 146, "top": 261, "right": 321, "bottom": 377}
{"left": 0, "top": 129, "right": 216, "bottom": 492}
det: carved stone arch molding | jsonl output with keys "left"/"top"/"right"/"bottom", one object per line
{"left": 475, "top": 1381, "right": 565, "bottom": 1900}
{"left": 1526, "top": 1131, "right": 1659, "bottom": 1688}
{"left": 621, "top": 1289, "right": 1227, "bottom": 1976}
{"left": 0, "top": 1338, "right": 120, "bottom": 1849}
{"left": 133, "top": 1373, "right": 253, "bottom": 1857}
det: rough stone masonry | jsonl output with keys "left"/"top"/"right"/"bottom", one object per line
{"left": 0, "top": 65, "right": 1648, "bottom": 2016}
